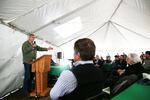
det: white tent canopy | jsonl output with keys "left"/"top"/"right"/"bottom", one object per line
{"left": 0, "top": 0, "right": 150, "bottom": 97}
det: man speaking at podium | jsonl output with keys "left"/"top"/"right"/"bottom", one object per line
{"left": 22, "top": 33, "right": 52, "bottom": 95}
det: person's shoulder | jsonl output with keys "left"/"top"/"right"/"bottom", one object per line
{"left": 23, "top": 41, "right": 30, "bottom": 46}
{"left": 147, "top": 59, "right": 150, "bottom": 63}
{"left": 61, "top": 70, "right": 72, "bottom": 74}
{"left": 60, "top": 70, "right": 74, "bottom": 77}
{"left": 23, "top": 41, "right": 28, "bottom": 45}
{"left": 136, "top": 62, "right": 142, "bottom": 66}
{"left": 58, "top": 70, "right": 76, "bottom": 82}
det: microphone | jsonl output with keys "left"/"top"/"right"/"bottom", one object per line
{"left": 32, "top": 41, "right": 36, "bottom": 48}
{"left": 33, "top": 41, "right": 36, "bottom": 45}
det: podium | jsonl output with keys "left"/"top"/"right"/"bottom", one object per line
{"left": 30, "top": 55, "right": 51, "bottom": 97}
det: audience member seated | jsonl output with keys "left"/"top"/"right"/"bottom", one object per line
{"left": 140, "top": 52, "right": 145, "bottom": 64}
{"left": 94, "top": 55, "right": 100, "bottom": 67}
{"left": 117, "top": 53, "right": 144, "bottom": 77}
{"left": 104, "top": 56, "right": 112, "bottom": 64}
{"left": 94, "top": 55, "right": 104, "bottom": 68}
{"left": 101, "top": 56, "right": 113, "bottom": 76}
{"left": 50, "top": 38, "right": 107, "bottom": 100}
{"left": 118, "top": 55, "right": 127, "bottom": 69}
{"left": 143, "top": 51, "right": 150, "bottom": 74}
{"left": 99, "top": 56, "right": 105, "bottom": 68}
{"left": 112, "top": 55, "right": 121, "bottom": 69}
{"left": 110, "top": 55, "right": 122, "bottom": 81}
{"left": 105, "top": 53, "right": 144, "bottom": 90}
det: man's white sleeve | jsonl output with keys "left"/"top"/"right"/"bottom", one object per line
{"left": 50, "top": 70, "right": 77, "bottom": 100}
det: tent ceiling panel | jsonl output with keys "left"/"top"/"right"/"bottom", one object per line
{"left": 114, "top": 23, "right": 150, "bottom": 49}
{"left": 88, "top": 22, "right": 130, "bottom": 51}
{"left": 10, "top": 0, "right": 94, "bottom": 33}
{"left": 0, "top": 0, "right": 48, "bottom": 21}
{"left": 111, "top": 0, "right": 150, "bottom": 38}
{"left": 36, "top": 0, "right": 121, "bottom": 46}
{"left": 0, "top": 0, "right": 149, "bottom": 51}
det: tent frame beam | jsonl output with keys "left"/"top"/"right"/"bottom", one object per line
{"left": 31, "top": 0, "right": 98, "bottom": 33}
{"left": 0, "top": 19, "right": 29, "bottom": 34}
{"left": 9, "top": 0, "right": 52, "bottom": 23}
{"left": 0, "top": 19, "right": 58, "bottom": 47}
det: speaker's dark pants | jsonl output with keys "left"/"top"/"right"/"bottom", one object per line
{"left": 23, "top": 63, "right": 34, "bottom": 93}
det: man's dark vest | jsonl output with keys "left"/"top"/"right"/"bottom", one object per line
{"left": 59, "top": 64, "right": 106, "bottom": 100}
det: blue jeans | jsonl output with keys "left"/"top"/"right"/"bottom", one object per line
{"left": 23, "top": 63, "right": 34, "bottom": 93}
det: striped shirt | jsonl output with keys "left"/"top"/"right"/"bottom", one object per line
{"left": 50, "top": 60, "right": 93, "bottom": 100}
